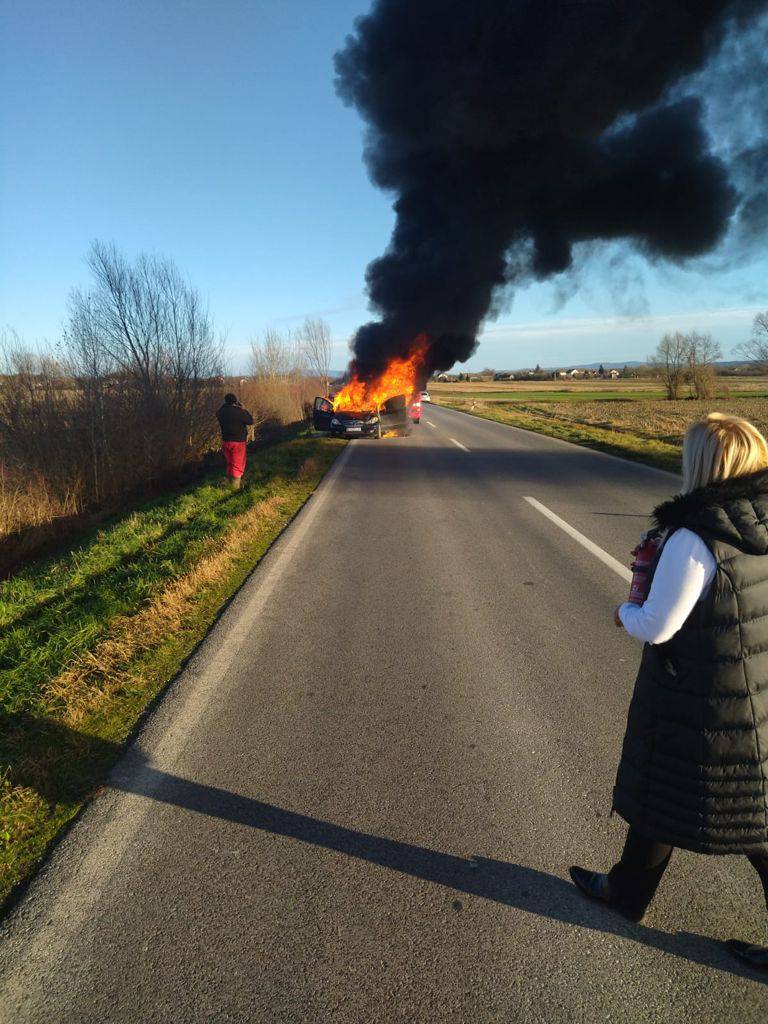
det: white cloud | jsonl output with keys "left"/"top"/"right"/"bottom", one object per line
{"left": 480, "top": 306, "right": 761, "bottom": 342}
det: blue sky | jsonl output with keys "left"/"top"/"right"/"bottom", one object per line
{"left": 1, "top": 0, "right": 766, "bottom": 372}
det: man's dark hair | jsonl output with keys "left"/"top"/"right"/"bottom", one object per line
{"left": 224, "top": 393, "right": 238, "bottom": 405}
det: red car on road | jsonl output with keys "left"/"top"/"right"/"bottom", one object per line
{"left": 409, "top": 395, "right": 422, "bottom": 424}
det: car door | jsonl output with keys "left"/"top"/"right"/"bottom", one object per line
{"left": 312, "top": 396, "right": 334, "bottom": 431}
{"left": 381, "top": 394, "right": 410, "bottom": 435}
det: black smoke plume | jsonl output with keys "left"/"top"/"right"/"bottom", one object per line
{"left": 334, "top": 0, "right": 768, "bottom": 379}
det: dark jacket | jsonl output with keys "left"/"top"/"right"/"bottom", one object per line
{"left": 613, "top": 469, "right": 768, "bottom": 855}
{"left": 217, "top": 403, "right": 254, "bottom": 443}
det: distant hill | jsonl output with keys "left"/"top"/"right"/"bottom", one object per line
{"left": 579, "top": 359, "right": 751, "bottom": 370}
{"left": 577, "top": 361, "right": 645, "bottom": 370}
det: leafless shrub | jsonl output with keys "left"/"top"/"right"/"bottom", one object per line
{"left": 0, "top": 243, "right": 225, "bottom": 541}
{"left": 686, "top": 331, "right": 722, "bottom": 400}
{"left": 248, "top": 328, "right": 311, "bottom": 424}
{"left": 64, "top": 241, "right": 223, "bottom": 485}
{"left": 299, "top": 317, "right": 333, "bottom": 397}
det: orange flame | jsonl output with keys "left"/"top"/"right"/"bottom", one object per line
{"left": 333, "top": 334, "right": 428, "bottom": 413}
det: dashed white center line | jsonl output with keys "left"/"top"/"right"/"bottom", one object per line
{"left": 524, "top": 496, "right": 631, "bottom": 582}
{"left": 449, "top": 437, "right": 470, "bottom": 452}
{"left": 425, "top": 420, "right": 437, "bottom": 428}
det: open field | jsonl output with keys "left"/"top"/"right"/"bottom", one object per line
{"left": 0, "top": 433, "right": 344, "bottom": 906}
{"left": 430, "top": 379, "right": 768, "bottom": 473}
{"left": 429, "top": 377, "right": 768, "bottom": 403}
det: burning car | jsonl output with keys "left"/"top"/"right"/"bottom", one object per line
{"left": 315, "top": 340, "right": 427, "bottom": 439}
{"left": 312, "top": 394, "right": 412, "bottom": 438}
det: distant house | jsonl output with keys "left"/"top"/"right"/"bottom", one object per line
{"left": 608, "top": 368, "right": 620, "bottom": 379}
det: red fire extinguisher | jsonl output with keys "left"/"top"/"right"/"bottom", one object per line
{"left": 628, "top": 530, "right": 663, "bottom": 605}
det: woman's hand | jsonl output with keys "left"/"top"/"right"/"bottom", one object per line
{"left": 614, "top": 605, "right": 624, "bottom": 628}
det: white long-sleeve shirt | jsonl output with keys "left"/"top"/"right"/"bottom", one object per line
{"left": 618, "top": 528, "right": 717, "bottom": 645}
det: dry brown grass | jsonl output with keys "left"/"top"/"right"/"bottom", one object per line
{"left": 437, "top": 393, "right": 768, "bottom": 474}
{"left": 0, "top": 369, "right": 320, "bottom": 576}
{"left": 0, "top": 779, "right": 47, "bottom": 852}
{"left": 516, "top": 397, "right": 768, "bottom": 444}
{"left": 431, "top": 378, "right": 658, "bottom": 395}
{"left": 0, "top": 468, "right": 79, "bottom": 537}
{"left": 42, "top": 495, "right": 286, "bottom": 725}
{"left": 429, "top": 376, "right": 768, "bottom": 399}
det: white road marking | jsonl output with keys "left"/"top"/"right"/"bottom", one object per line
{"left": 425, "top": 420, "right": 437, "bottom": 428}
{"left": 449, "top": 437, "right": 470, "bottom": 452}
{"left": 524, "top": 496, "right": 632, "bottom": 582}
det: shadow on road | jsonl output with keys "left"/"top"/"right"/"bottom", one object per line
{"left": 113, "top": 762, "right": 765, "bottom": 985}
{"left": 3, "top": 711, "right": 763, "bottom": 985}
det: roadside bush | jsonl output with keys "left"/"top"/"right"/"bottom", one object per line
{"left": 0, "top": 243, "right": 223, "bottom": 544}
{"left": 0, "top": 247, "right": 329, "bottom": 554}
{"left": 248, "top": 328, "right": 321, "bottom": 425}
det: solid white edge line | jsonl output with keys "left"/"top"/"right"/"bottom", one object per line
{"left": 524, "top": 496, "right": 632, "bottom": 582}
{"left": 449, "top": 437, "right": 470, "bottom": 452}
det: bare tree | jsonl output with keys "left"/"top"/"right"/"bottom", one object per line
{"left": 0, "top": 246, "right": 235, "bottom": 543}
{"left": 299, "top": 317, "right": 333, "bottom": 396}
{"left": 64, "top": 241, "right": 223, "bottom": 480}
{"left": 248, "top": 328, "right": 308, "bottom": 424}
{"left": 248, "top": 328, "right": 303, "bottom": 381}
{"left": 648, "top": 332, "right": 689, "bottom": 400}
{"left": 67, "top": 241, "right": 222, "bottom": 385}
{"left": 738, "top": 310, "right": 768, "bottom": 372}
{"left": 687, "top": 331, "right": 722, "bottom": 400}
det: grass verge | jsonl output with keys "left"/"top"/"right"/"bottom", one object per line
{"left": 435, "top": 399, "right": 681, "bottom": 473}
{"left": 0, "top": 433, "right": 345, "bottom": 908}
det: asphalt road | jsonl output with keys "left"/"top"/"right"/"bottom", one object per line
{"left": 1, "top": 405, "right": 766, "bottom": 1023}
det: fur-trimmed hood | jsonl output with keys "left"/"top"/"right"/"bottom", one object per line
{"left": 653, "top": 467, "right": 768, "bottom": 554}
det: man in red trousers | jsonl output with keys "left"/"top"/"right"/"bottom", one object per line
{"left": 216, "top": 393, "right": 254, "bottom": 489}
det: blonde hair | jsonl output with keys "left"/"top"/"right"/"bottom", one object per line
{"left": 682, "top": 413, "right": 768, "bottom": 493}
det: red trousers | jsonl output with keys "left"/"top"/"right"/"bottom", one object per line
{"left": 222, "top": 440, "right": 247, "bottom": 478}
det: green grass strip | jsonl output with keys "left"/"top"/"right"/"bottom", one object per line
{"left": 0, "top": 434, "right": 345, "bottom": 907}
{"left": 436, "top": 400, "right": 681, "bottom": 474}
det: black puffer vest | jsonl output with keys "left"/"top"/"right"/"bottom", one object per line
{"left": 613, "top": 468, "right": 768, "bottom": 855}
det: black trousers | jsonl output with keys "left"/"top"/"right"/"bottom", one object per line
{"left": 608, "top": 827, "right": 768, "bottom": 916}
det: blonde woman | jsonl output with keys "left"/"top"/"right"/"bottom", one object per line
{"left": 571, "top": 414, "right": 768, "bottom": 972}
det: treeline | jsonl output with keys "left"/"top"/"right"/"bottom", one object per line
{"left": 0, "top": 242, "right": 332, "bottom": 547}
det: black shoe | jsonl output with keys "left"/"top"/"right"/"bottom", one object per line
{"left": 569, "top": 865, "right": 645, "bottom": 923}
{"left": 725, "top": 939, "right": 768, "bottom": 972}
